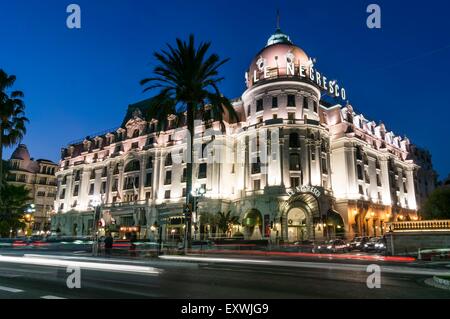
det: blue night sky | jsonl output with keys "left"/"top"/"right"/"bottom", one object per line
{"left": 1, "top": 0, "right": 449, "bottom": 179}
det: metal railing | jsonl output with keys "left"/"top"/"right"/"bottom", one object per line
{"left": 387, "top": 220, "right": 450, "bottom": 232}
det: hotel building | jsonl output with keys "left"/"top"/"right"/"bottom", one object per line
{"left": 52, "top": 28, "right": 436, "bottom": 242}
{"left": 7, "top": 144, "right": 58, "bottom": 234}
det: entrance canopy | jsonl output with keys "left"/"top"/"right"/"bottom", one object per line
{"left": 282, "top": 192, "right": 320, "bottom": 219}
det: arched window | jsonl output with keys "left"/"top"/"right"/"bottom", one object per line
{"left": 133, "top": 129, "right": 140, "bottom": 138}
{"left": 289, "top": 133, "right": 300, "bottom": 148}
{"left": 124, "top": 160, "right": 140, "bottom": 172}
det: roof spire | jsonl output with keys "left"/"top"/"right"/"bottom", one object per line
{"left": 276, "top": 9, "right": 280, "bottom": 29}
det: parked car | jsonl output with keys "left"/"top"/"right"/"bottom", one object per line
{"left": 362, "top": 237, "right": 381, "bottom": 252}
{"left": 349, "top": 236, "right": 369, "bottom": 251}
{"left": 374, "top": 238, "right": 387, "bottom": 254}
{"left": 314, "top": 239, "right": 349, "bottom": 253}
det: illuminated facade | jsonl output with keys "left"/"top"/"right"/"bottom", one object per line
{"left": 7, "top": 144, "right": 58, "bottom": 234}
{"left": 52, "top": 28, "right": 434, "bottom": 242}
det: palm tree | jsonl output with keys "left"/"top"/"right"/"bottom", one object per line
{"left": 140, "top": 35, "right": 238, "bottom": 247}
{"left": 0, "top": 184, "right": 31, "bottom": 237}
{"left": 0, "top": 70, "right": 28, "bottom": 190}
{"left": 217, "top": 211, "right": 240, "bottom": 237}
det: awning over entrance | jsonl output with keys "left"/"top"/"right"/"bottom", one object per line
{"left": 283, "top": 192, "right": 320, "bottom": 219}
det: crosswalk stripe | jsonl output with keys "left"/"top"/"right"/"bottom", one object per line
{"left": 0, "top": 285, "right": 24, "bottom": 293}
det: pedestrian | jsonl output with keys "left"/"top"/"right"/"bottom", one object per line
{"left": 104, "top": 232, "right": 113, "bottom": 257}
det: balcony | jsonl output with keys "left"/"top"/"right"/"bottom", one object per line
{"left": 387, "top": 220, "right": 450, "bottom": 233}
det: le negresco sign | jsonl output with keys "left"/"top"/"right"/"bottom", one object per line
{"left": 246, "top": 51, "right": 347, "bottom": 100}
{"left": 287, "top": 185, "right": 322, "bottom": 198}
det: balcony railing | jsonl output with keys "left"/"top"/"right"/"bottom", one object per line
{"left": 387, "top": 220, "right": 450, "bottom": 232}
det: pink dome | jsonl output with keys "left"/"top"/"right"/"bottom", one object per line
{"left": 246, "top": 42, "right": 310, "bottom": 88}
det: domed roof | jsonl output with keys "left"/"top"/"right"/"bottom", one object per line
{"left": 266, "top": 28, "right": 293, "bottom": 46}
{"left": 11, "top": 144, "right": 31, "bottom": 161}
{"left": 246, "top": 29, "right": 310, "bottom": 89}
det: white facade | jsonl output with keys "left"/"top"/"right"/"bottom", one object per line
{"left": 52, "top": 28, "right": 431, "bottom": 242}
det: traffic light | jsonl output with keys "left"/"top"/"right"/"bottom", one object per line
{"left": 194, "top": 197, "right": 199, "bottom": 212}
{"left": 184, "top": 204, "right": 192, "bottom": 218}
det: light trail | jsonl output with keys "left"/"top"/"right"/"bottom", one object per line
{"left": 0, "top": 255, "right": 161, "bottom": 275}
{"left": 160, "top": 255, "right": 450, "bottom": 277}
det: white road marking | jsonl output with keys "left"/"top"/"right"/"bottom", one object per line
{"left": 0, "top": 285, "right": 24, "bottom": 293}
{"left": 41, "top": 295, "right": 66, "bottom": 299}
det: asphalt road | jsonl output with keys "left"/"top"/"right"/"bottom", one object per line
{"left": 0, "top": 250, "right": 449, "bottom": 299}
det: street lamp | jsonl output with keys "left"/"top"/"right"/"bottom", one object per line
{"left": 190, "top": 186, "right": 206, "bottom": 241}
{"left": 24, "top": 204, "right": 36, "bottom": 236}
{"left": 91, "top": 197, "right": 102, "bottom": 256}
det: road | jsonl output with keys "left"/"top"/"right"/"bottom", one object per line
{"left": 0, "top": 250, "right": 449, "bottom": 299}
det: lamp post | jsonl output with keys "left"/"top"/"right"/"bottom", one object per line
{"left": 191, "top": 186, "right": 206, "bottom": 241}
{"left": 91, "top": 198, "right": 102, "bottom": 256}
{"left": 24, "top": 204, "right": 36, "bottom": 236}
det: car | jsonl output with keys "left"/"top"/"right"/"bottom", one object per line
{"left": 349, "top": 236, "right": 369, "bottom": 251}
{"left": 293, "top": 240, "right": 315, "bottom": 253}
{"left": 374, "top": 238, "right": 387, "bottom": 254}
{"left": 362, "top": 237, "right": 381, "bottom": 252}
{"left": 314, "top": 239, "right": 349, "bottom": 253}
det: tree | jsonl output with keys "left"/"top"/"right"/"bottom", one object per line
{"left": 0, "top": 184, "right": 31, "bottom": 237}
{"left": 420, "top": 187, "right": 450, "bottom": 220}
{"left": 0, "top": 70, "right": 28, "bottom": 190}
{"left": 140, "top": 35, "right": 238, "bottom": 247}
{"left": 217, "top": 211, "right": 240, "bottom": 237}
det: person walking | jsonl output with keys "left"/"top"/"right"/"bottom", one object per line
{"left": 104, "top": 232, "right": 113, "bottom": 257}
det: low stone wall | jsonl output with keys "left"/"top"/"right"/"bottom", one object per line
{"left": 386, "top": 231, "right": 450, "bottom": 257}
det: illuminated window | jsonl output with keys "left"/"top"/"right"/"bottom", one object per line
{"left": 291, "top": 177, "right": 300, "bottom": 188}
